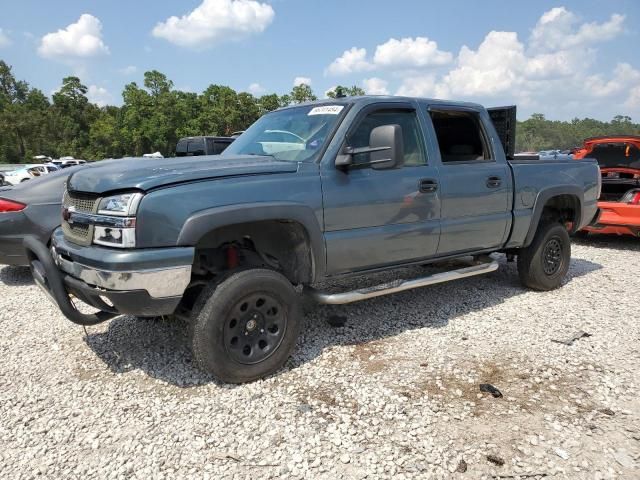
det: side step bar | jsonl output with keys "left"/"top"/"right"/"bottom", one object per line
{"left": 306, "top": 257, "right": 499, "bottom": 305}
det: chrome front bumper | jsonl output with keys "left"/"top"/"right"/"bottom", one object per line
{"left": 52, "top": 248, "right": 191, "bottom": 298}
{"left": 50, "top": 228, "right": 194, "bottom": 300}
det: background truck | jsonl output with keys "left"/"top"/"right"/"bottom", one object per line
{"left": 25, "top": 96, "right": 600, "bottom": 383}
{"left": 175, "top": 136, "right": 235, "bottom": 156}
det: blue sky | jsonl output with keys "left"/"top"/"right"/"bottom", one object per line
{"left": 1, "top": 0, "right": 639, "bottom": 120}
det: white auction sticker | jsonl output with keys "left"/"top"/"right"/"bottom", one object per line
{"left": 308, "top": 105, "right": 344, "bottom": 116}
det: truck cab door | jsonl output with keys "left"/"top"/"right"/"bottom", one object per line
{"left": 320, "top": 104, "right": 441, "bottom": 275}
{"left": 426, "top": 107, "right": 512, "bottom": 255}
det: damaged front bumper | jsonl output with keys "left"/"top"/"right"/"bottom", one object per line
{"left": 24, "top": 228, "right": 194, "bottom": 324}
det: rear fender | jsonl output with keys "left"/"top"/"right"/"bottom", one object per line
{"left": 524, "top": 186, "right": 583, "bottom": 246}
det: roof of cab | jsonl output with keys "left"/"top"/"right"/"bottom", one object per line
{"left": 179, "top": 136, "right": 234, "bottom": 141}
{"left": 277, "top": 95, "right": 485, "bottom": 111}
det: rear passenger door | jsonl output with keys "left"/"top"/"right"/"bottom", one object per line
{"left": 426, "top": 106, "right": 511, "bottom": 255}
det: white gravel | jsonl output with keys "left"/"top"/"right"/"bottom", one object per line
{"left": 1, "top": 235, "right": 639, "bottom": 479}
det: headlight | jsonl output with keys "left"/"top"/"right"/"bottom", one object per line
{"left": 97, "top": 192, "right": 143, "bottom": 216}
{"left": 92, "top": 191, "right": 142, "bottom": 248}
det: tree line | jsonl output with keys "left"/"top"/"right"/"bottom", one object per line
{"left": 0, "top": 60, "right": 638, "bottom": 163}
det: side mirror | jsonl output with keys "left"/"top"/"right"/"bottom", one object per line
{"left": 335, "top": 124, "right": 404, "bottom": 169}
{"left": 370, "top": 124, "right": 404, "bottom": 170}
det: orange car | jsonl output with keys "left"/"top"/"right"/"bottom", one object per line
{"left": 574, "top": 135, "right": 640, "bottom": 236}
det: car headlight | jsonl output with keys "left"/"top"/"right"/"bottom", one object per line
{"left": 97, "top": 192, "right": 143, "bottom": 216}
{"left": 92, "top": 192, "right": 143, "bottom": 248}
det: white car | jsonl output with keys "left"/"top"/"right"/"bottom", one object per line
{"left": 2, "top": 164, "right": 60, "bottom": 185}
{"left": 50, "top": 158, "right": 87, "bottom": 168}
{"left": 257, "top": 130, "right": 306, "bottom": 155}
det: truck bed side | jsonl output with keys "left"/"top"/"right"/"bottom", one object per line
{"left": 505, "top": 157, "right": 600, "bottom": 248}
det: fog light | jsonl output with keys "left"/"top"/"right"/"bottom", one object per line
{"left": 93, "top": 226, "right": 136, "bottom": 248}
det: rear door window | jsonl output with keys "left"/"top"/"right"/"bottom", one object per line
{"left": 188, "top": 139, "right": 206, "bottom": 156}
{"left": 176, "top": 139, "right": 206, "bottom": 156}
{"left": 429, "top": 110, "right": 492, "bottom": 163}
{"left": 213, "top": 140, "right": 232, "bottom": 155}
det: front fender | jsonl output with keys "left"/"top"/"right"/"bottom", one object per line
{"left": 176, "top": 202, "right": 326, "bottom": 281}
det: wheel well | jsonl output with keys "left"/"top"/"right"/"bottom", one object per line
{"left": 191, "top": 220, "right": 314, "bottom": 285}
{"left": 541, "top": 194, "right": 580, "bottom": 232}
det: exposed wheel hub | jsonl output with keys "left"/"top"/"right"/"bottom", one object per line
{"left": 224, "top": 292, "right": 287, "bottom": 365}
{"left": 244, "top": 314, "right": 261, "bottom": 333}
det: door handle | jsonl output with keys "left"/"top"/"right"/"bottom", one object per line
{"left": 486, "top": 176, "right": 502, "bottom": 188}
{"left": 419, "top": 178, "right": 438, "bottom": 193}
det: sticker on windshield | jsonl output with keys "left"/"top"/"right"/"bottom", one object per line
{"left": 308, "top": 105, "right": 344, "bottom": 116}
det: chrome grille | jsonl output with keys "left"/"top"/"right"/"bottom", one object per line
{"left": 63, "top": 190, "right": 98, "bottom": 213}
{"left": 62, "top": 190, "right": 100, "bottom": 246}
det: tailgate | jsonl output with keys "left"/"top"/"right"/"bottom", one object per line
{"left": 488, "top": 106, "right": 517, "bottom": 159}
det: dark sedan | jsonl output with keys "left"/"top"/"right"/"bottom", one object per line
{"left": 0, "top": 168, "right": 71, "bottom": 266}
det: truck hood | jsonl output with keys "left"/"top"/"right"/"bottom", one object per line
{"left": 67, "top": 155, "right": 299, "bottom": 194}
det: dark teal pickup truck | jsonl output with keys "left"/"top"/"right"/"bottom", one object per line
{"left": 25, "top": 96, "right": 600, "bottom": 383}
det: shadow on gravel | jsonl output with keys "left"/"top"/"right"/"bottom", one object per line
{"left": 0, "top": 265, "right": 34, "bottom": 286}
{"left": 80, "top": 255, "right": 602, "bottom": 388}
{"left": 573, "top": 233, "right": 640, "bottom": 252}
{"left": 83, "top": 316, "right": 226, "bottom": 389}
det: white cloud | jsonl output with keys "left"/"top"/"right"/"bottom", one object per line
{"left": 38, "top": 14, "right": 109, "bottom": 59}
{"left": 87, "top": 85, "right": 113, "bottom": 107}
{"left": 390, "top": 7, "right": 636, "bottom": 119}
{"left": 362, "top": 77, "right": 389, "bottom": 95}
{"left": 152, "top": 0, "right": 274, "bottom": 48}
{"left": 530, "top": 7, "right": 625, "bottom": 52}
{"left": 325, "top": 47, "right": 373, "bottom": 76}
{"left": 396, "top": 75, "right": 447, "bottom": 98}
{"left": 293, "top": 76, "right": 312, "bottom": 87}
{"left": 584, "top": 63, "right": 640, "bottom": 97}
{"left": 119, "top": 65, "right": 137, "bottom": 75}
{"left": 0, "top": 28, "right": 11, "bottom": 48}
{"left": 247, "top": 82, "right": 265, "bottom": 95}
{"left": 373, "top": 37, "right": 452, "bottom": 68}
{"left": 626, "top": 86, "right": 640, "bottom": 110}
{"left": 440, "top": 31, "right": 527, "bottom": 97}
{"left": 326, "top": 37, "right": 452, "bottom": 76}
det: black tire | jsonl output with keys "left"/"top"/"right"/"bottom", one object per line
{"left": 191, "top": 268, "right": 302, "bottom": 383}
{"left": 517, "top": 222, "right": 571, "bottom": 291}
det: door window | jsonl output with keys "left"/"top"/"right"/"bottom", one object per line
{"left": 429, "top": 110, "right": 491, "bottom": 163}
{"left": 347, "top": 109, "right": 426, "bottom": 166}
{"left": 213, "top": 140, "right": 232, "bottom": 155}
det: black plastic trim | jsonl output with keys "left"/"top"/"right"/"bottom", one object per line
{"left": 176, "top": 202, "right": 325, "bottom": 281}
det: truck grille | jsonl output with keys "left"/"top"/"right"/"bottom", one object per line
{"left": 62, "top": 190, "right": 100, "bottom": 246}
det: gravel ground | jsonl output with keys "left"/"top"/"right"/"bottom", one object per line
{"left": 1, "top": 235, "right": 639, "bottom": 479}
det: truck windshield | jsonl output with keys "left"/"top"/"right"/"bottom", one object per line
{"left": 222, "top": 104, "right": 346, "bottom": 162}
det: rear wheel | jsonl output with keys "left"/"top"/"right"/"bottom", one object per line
{"left": 517, "top": 222, "right": 571, "bottom": 291}
{"left": 191, "top": 268, "right": 302, "bottom": 383}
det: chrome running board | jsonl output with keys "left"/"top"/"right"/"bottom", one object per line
{"left": 306, "top": 257, "right": 499, "bottom": 305}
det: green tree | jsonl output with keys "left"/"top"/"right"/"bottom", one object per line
{"left": 50, "top": 76, "right": 98, "bottom": 158}
{"left": 2, "top": 60, "right": 639, "bottom": 163}
{"left": 326, "top": 85, "right": 365, "bottom": 98}
{"left": 289, "top": 84, "right": 317, "bottom": 104}
{"left": 258, "top": 93, "right": 280, "bottom": 114}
